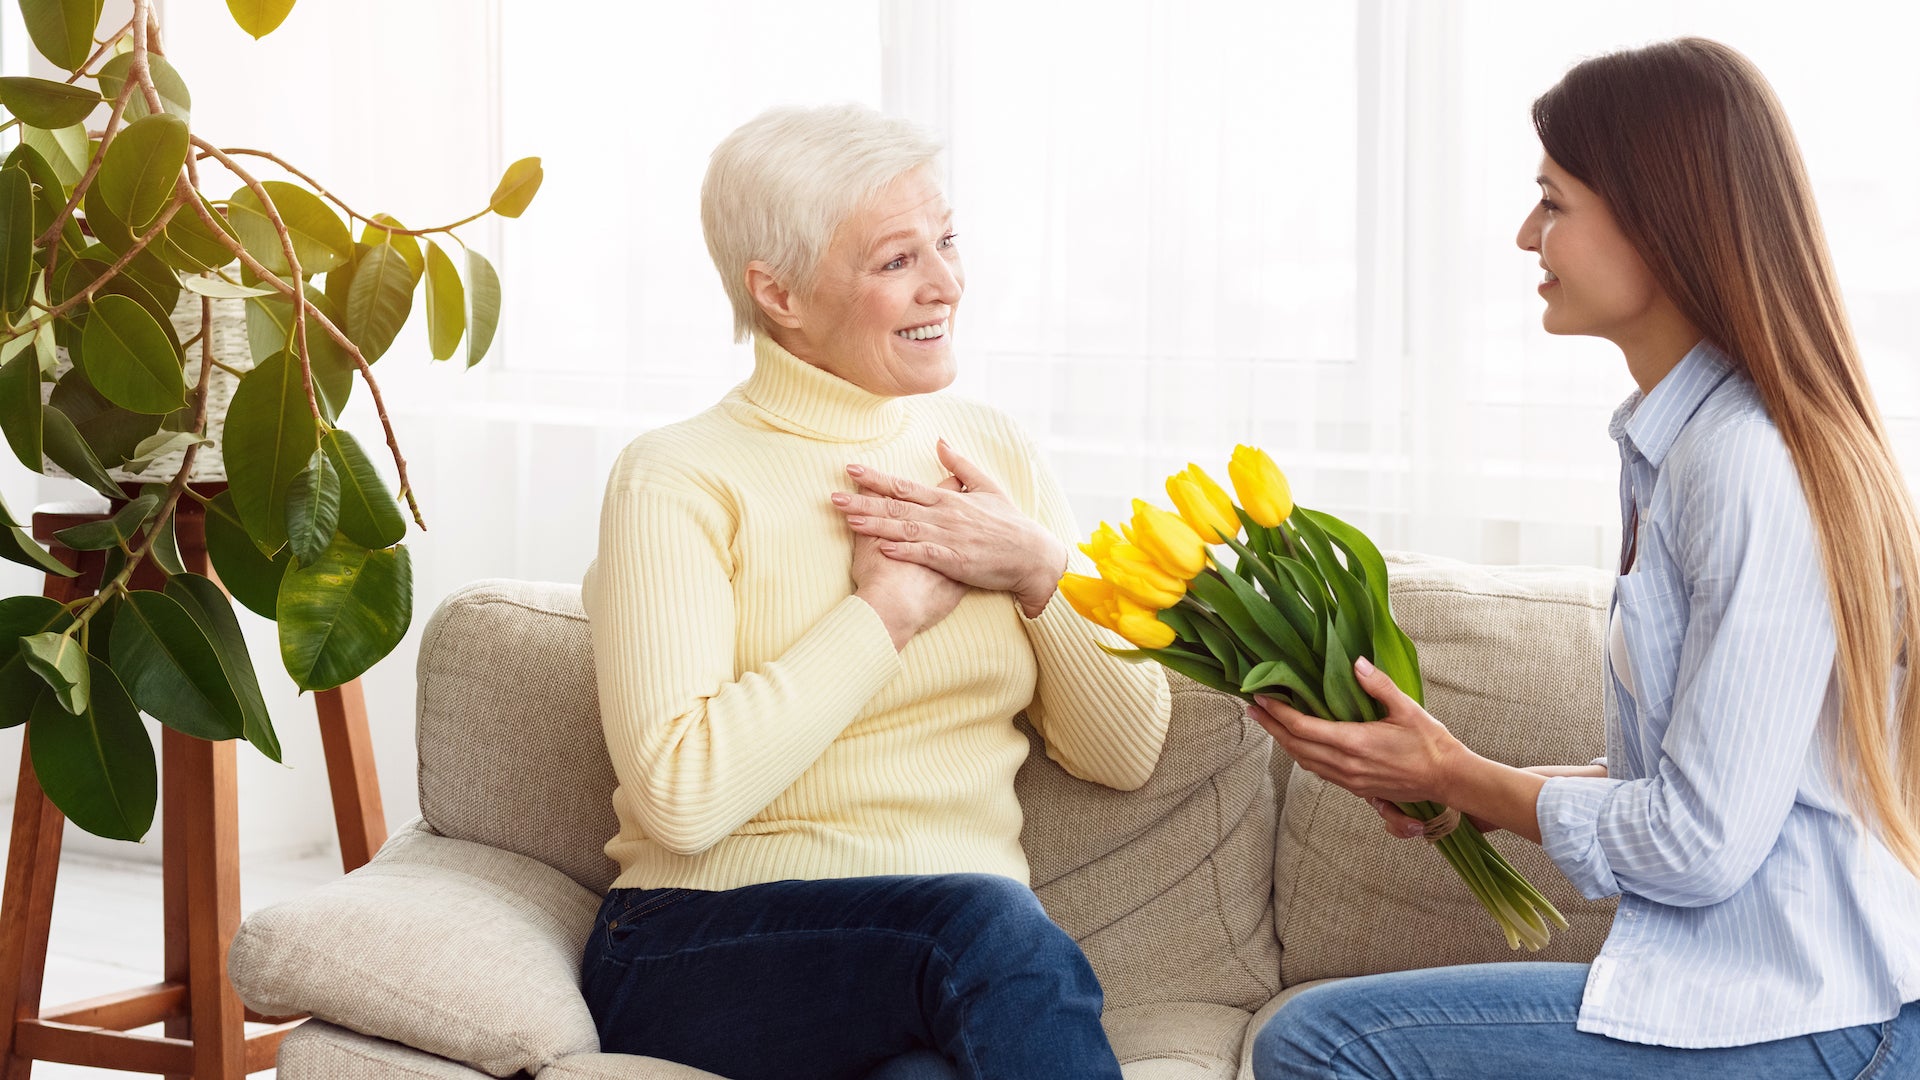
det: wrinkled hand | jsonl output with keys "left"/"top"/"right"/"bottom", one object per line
{"left": 1247, "top": 656, "right": 1467, "bottom": 808}
{"left": 833, "top": 439, "right": 1068, "bottom": 618}
{"left": 850, "top": 530, "right": 969, "bottom": 651}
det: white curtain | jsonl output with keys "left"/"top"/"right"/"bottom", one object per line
{"left": 3, "top": 0, "right": 1914, "bottom": 858}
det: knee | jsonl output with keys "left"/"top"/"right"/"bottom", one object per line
{"left": 929, "top": 874, "right": 1085, "bottom": 970}
{"left": 1251, "top": 986, "right": 1351, "bottom": 1080}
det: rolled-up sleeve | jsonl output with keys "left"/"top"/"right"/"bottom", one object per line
{"left": 1535, "top": 419, "right": 1834, "bottom": 907}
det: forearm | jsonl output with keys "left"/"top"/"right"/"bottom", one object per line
{"left": 1438, "top": 749, "right": 1551, "bottom": 844}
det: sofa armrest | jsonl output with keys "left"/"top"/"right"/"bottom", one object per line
{"left": 232, "top": 818, "right": 603, "bottom": 1078}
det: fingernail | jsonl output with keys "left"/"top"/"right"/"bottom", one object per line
{"left": 830, "top": 493, "right": 850, "bottom": 506}
{"left": 938, "top": 436, "right": 949, "bottom": 448}
{"left": 1403, "top": 822, "right": 1424, "bottom": 838}
{"left": 847, "top": 464, "right": 865, "bottom": 477}
{"left": 1252, "top": 694, "right": 1272, "bottom": 709}
{"left": 1355, "top": 656, "right": 1376, "bottom": 677}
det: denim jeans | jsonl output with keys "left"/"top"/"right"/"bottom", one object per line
{"left": 580, "top": 873, "right": 1122, "bottom": 1080}
{"left": 1252, "top": 962, "right": 1919, "bottom": 1079}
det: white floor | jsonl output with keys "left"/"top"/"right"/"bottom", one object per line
{"left": 0, "top": 814, "right": 345, "bottom": 1079}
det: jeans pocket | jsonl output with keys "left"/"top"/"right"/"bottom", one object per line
{"left": 1849, "top": 1019, "right": 1896, "bottom": 1080}
{"left": 607, "top": 887, "right": 698, "bottom": 931}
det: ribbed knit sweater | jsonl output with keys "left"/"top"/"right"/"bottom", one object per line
{"left": 581, "top": 336, "right": 1172, "bottom": 891}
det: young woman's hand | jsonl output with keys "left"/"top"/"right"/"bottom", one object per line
{"left": 1248, "top": 656, "right": 1468, "bottom": 807}
{"left": 1362, "top": 763, "right": 1605, "bottom": 839}
{"left": 834, "top": 440, "right": 1068, "bottom": 618}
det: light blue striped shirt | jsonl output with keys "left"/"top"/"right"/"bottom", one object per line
{"left": 1535, "top": 340, "right": 1920, "bottom": 1048}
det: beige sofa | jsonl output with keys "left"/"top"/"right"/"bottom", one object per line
{"left": 229, "top": 552, "right": 1620, "bottom": 1079}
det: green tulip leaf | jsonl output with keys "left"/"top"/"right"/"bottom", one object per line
{"left": 227, "top": 180, "right": 351, "bottom": 276}
{"left": 1240, "top": 657, "right": 1331, "bottom": 717}
{"left": 50, "top": 491, "right": 157, "bottom": 551}
{"left": 227, "top": 0, "right": 296, "bottom": 39}
{"left": 322, "top": 428, "right": 404, "bottom": 549}
{"left": 464, "top": 248, "right": 500, "bottom": 368}
{"left": 166, "top": 572, "right": 279, "bottom": 762}
{"left": 94, "top": 51, "right": 191, "bottom": 123}
{"left": 1300, "top": 507, "right": 1424, "bottom": 705}
{"left": 29, "top": 657, "right": 156, "bottom": 842}
{"left": 0, "top": 76, "right": 98, "bottom": 134}
{"left": 0, "top": 349, "right": 43, "bottom": 470}
{"left": 344, "top": 243, "right": 415, "bottom": 362}
{"left": 277, "top": 537, "right": 411, "bottom": 692}
{"left": 0, "top": 596, "right": 70, "bottom": 726}
{"left": 203, "top": 490, "right": 291, "bottom": 619}
{"left": 81, "top": 293, "right": 185, "bottom": 415}
{"left": 41, "top": 404, "right": 125, "bottom": 498}
{"left": 1096, "top": 641, "right": 1239, "bottom": 697}
{"left": 284, "top": 447, "right": 340, "bottom": 565}
{"left": 423, "top": 239, "right": 464, "bottom": 361}
{"left": 110, "top": 589, "right": 246, "bottom": 741}
{"left": 19, "top": 0, "right": 102, "bottom": 71}
{"left": 0, "top": 166, "right": 34, "bottom": 316}
{"left": 487, "top": 157, "right": 542, "bottom": 218}
{"left": 97, "top": 113, "right": 188, "bottom": 231}
{"left": 224, "top": 350, "right": 320, "bottom": 551}
{"left": 21, "top": 123, "right": 88, "bottom": 188}
{"left": 19, "top": 628, "right": 87, "bottom": 714}
{"left": 1318, "top": 614, "right": 1373, "bottom": 724}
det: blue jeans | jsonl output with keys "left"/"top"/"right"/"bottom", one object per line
{"left": 580, "top": 873, "right": 1122, "bottom": 1080}
{"left": 1252, "top": 962, "right": 1919, "bottom": 1079}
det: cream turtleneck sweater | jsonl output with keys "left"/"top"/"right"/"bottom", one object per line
{"left": 581, "top": 336, "right": 1171, "bottom": 891}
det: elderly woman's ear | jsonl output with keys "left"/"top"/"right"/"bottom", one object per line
{"left": 744, "top": 262, "right": 804, "bottom": 331}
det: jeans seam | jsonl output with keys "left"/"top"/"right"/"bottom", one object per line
{"left": 1323, "top": 1016, "right": 1582, "bottom": 1073}
{"left": 1851, "top": 1019, "right": 1895, "bottom": 1080}
{"left": 929, "top": 942, "right": 983, "bottom": 1076}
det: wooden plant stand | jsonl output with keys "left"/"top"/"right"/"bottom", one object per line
{"left": 0, "top": 487, "right": 388, "bottom": 1078}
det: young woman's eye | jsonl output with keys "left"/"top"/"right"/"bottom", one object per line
{"left": 1539, "top": 198, "right": 1559, "bottom": 213}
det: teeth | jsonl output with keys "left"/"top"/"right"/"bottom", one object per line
{"left": 896, "top": 321, "right": 947, "bottom": 341}
{"left": 1544, "top": 270, "right": 1558, "bottom": 282}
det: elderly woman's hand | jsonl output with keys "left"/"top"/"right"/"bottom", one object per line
{"left": 832, "top": 440, "right": 1069, "bottom": 618}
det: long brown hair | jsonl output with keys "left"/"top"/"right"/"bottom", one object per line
{"left": 1534, "top": 38, "right": 1920, "bottom": 876}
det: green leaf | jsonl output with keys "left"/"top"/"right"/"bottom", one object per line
{"left": 0, "top": 166, "right": 34, "bottom": 316}
{"left": 227, "top": 180, "right": 351, "bottom": 276}
{"left": 1186, "top": 571, "right": 1282, "bottom": 666}
{"left": 284, "top": 448, "right": 339, "bottom": 564}
{"left": 1301, "top": 507, "right": 1424, "bottom": 705}
{"left": 97, "top": 113, "right": 188, "bottom": 231}
{"left": 1220, "top": 532, "right": 1317, "bottom": 650}
{"left": 51, "top": 491, "right": 156, "bottom": 551}
{"left": 53, "top": 249, "right": 172, "bottom": 326}
{"left": 1240, "top": 657, "right": 1331, "bottom": 717}
{"left": 487, "top": 157, "right": 542, "bottom": 218}
{"left": 18, "top": 0, "right": 102, "bottom": 71}
{"left": 6, "top": 142, "right": 84, "bottom": 256}
{"left": 94, "top": 51, "right": 191, "bottom": 123}
{"left": 41, "top": 404, "right": 124, "bottom": 498}
{"left": 19, "top": 629, "right": 87, "bottom": 713}
{"left": 179, "top": 275, "right": 272, "bottom": 299}
{"left": 110, "top": 588, "right": 246, "bottom": 740}
{"left": 161, "top": 194, "right": 240, "bottom": 273}
{"left": 0, "top": 596, "right": 70, "bottom": 726}
{"left": 277, "top": 537, "right": 411, "bottom": 692}
{"left": 322, "top": 428, "right": 403, "bottom": 548}
{"left": 422, "top": 239, "right": 464, "bottom": 361}
{"left": 142, "top": 486, "right": 185, "bottom": 576}
{"left": 227, "top": 0, "right": 295, "bottom": 39}
{"left": 1292, "top": 512, "right": 1373, "bottom": 663}
{"left": 166, "top": 573, "right": 278, "bottom": 761}
{"left": 224, "top": 350, "right": 319, "bottom": 551}
{"left": 1096, "top": 641, "right": 1239, "bottom": 696}
{"left": 49, "top": 364, "right": 162, "bottom": 467}
{"left": 1207, "top": 554, "right": 1318, "bottom": 673}
{"left": 29, "top": 657, "right": 156, "bottom": 842}
{"left": 1318, "top": 614, "right": 1373, "bottom": 724}
{"left": 464, "top": 248, "right": 500, "bottom": 368}
{"left": 81, "top": 293, "right": 184, "bottom": 415}
{"left": 344, "top": 244, "right": 415, "bottom": 362}
{"left": 1186, "top": 606, "right": 1244, "bottom": 684}
{"left": 361, "top": 214, "right": 421, "bottom": 277}
{"left": 244, "top": 287, "right": 352, "bottom": 419}
{"left": 203, "top": 490, "right": 290, "bottom": 619}
{"left": 0, "top": 488, "right": 76, "bottom": 578}
{"left": 0, "top": 76, "right": 99, "bottom": 130}
{"left": 324, "top": 241, "right": 369, "bottom": 312}
{"left": 0, "top": 349, "right": 43, "bottom": 470}
{"left": 123, "top": 429, "right": 209, "bottom": 473}
{"left": 21, "top": 123, "right": 88, "bottom": 189}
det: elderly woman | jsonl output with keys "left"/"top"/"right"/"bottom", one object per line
{"left": 578, "top": 104, "right": 1172, "bottom": 1080}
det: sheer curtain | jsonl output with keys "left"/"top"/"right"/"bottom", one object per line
{"left": 4, "top": 1, "right": 1914, "bottom": 858}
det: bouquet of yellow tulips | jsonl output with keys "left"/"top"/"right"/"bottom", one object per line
{"left": 1062, "top": 446, "right": 1568, "bottom": 950}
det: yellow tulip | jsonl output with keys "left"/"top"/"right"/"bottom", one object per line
{"left": 1166, "top": 464, "right": 1239, "bottom": 544}
{"left": 1079, "top": 522, "right": 1125, "bottom": 564}
{"left": 1227, "top": 445, "right": 1293, "bottom": 528}
{"left": 1110, "top": 595, "right": 1177, "bottom": 649}
{"left": 1060, "top": 573, "right": 1121, "bottom": 630}
{"left": 1129, "top": 499, "right": 1207, "bottom": 579}
{"left": 1095, "top": 543, "right": 1186, "bottom": 610}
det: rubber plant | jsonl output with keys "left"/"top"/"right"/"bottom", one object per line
{"left": 0, "top": 0, "right": 541, "bottom": 840}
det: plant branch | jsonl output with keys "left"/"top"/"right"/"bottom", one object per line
{"left": 4, "top": 192, "right": 187, "bottom": 344}
{"left": 67, "top": 17, "right": 136, "bottom": 84}
{"left": 126, "top": 1, "right": 165, "bottom": 116}
{"left": 203, "top": 148, "right": 490, "bottom": 235}
{"left": 36, "top": 64, "right": 138, "bottom": 266}
{"left": 183, "top": 185, "right": 427, "bottom": 531}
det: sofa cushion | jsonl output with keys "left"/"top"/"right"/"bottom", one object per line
{"left": 1017, "top": 675, "right": 1280, "bottom": 1011}
{"left": 1104, "top": 1001, "right": 1251, "bottom": 1080}
{"left": 277, "top": 1021, "right": 507, "bottom": 1080}
{"left": 1273, "top": 552, "right": 1618, "bottom": 985}
{"left": 230, "top": 819, "right": 602, "bottom": 1077}
{"left": 1234, "top": 980, "right": 1342, "bottom": 1080}
{"left": 416, "top": 580, "right": 624, "bottom": 894}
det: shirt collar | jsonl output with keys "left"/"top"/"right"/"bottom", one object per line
{"left": 736, "top": 335, "right": 907, "bottom": 444}
{"left": 1609, "top": 339, "right": 1737, "bottom": 469}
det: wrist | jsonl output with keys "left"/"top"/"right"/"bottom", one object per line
{"left": 1017, "top": 535, "right": 1069, "bottom": 619}
{"left": 855, "top": 587, "right": 921, "bottom": 651}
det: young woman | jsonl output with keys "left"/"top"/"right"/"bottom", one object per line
{"left": 1249, "top": 38, "right": 1920, "bottom": 1078}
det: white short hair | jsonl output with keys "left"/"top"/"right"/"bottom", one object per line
{"left": 701, "top": 104, "right": 944, "bottom": 342}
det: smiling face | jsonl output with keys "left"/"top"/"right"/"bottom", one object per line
{"left": 770, "top": 166, "right": 964, "bottom": 397}
{"left": 1515, "top": 157, "right": 1674, "bottom": 343}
